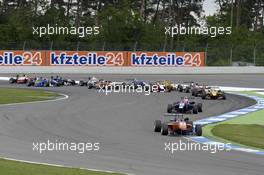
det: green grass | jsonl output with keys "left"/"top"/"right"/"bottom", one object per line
{"left": 202, "top": 91, "right": 264, "bottom": 150}
{"left": 211, "top": 124, "right": 264, "bottom": 149}
{"left": 0, "top": 159, "right": 122, "bottom": 175}
{"left": 0, "top": 88, "right": 60, "bottom": 104}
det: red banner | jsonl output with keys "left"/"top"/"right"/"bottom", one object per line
{"left": 0, "top": 50, "right": 46, "bottom": 66}
{"left": 0, "top": 50, "right": 205, "bottom": 67}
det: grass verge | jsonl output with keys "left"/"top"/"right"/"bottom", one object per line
{"left": 0, "top": 158, "right": 122, "bottom": 175}
{"left": 203, "top": 91, "right": 264, "bottom": 150}
{"left": 211, "top": 124, "right": 264, "bottom": 149}
{"left": 0, "top": 88, "right": 60, "bottom": 104}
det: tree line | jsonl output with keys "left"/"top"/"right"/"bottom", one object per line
{"left": 0, "top": 0, "right": 264, "bottom": 65}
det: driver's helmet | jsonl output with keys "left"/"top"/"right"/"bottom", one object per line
{"left": 183, "top": 96, "right": 189, "bottom": 103}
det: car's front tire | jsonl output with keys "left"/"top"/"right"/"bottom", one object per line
{"left": 161, "top": 124, "right": 168, "bottom": 135}
{"left": 167, "top": 104, "right": 173, "bottom": 113}
{"left": 193, "top": 105, "right": 198, "bottom": 114}
{"left": 154, "top": 120, "right": 162, "bottom": 132}
{"left": 195, "top": 124, "right": 202, "bottom": 136}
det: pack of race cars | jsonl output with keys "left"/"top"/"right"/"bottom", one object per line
{"left": 8, "top": 75, "right": 226, "bottom": 101}
{"left": 9, "top": 74, "right": 227, "bottom": 137}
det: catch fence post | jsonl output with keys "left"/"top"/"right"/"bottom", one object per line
{"left": 50, "top": 41, "right": 53, "bottom": 50}
{"left": 23, "top": 41, "right": 26, "bottom": 50}
{"left": 205, "top": 43, "right": 208, "bottom": 66}
{"left": 253, "top": 43, "right": 256, "bottom": 66}
{"left": 102, "top": 42, "right": 105, "bottom": 51}
{"left": 77, "top": 41, "right": 80, "bottom": 51}
{"left": 230, "top": 44, "right": 233, "bottom": 66}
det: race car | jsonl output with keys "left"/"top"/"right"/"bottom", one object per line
{"left": 63, "top": 79, "right": 76, "bottom": 86}
{"left": 88, "top": 78, "right": 113, "bottom": 90}
{"left": 167, "top": 97, "right": 202, "bottom": 114}
{"left": 154, "top": 113, "right": 202, "bottom": 136}
{"left": 123, "top": 79, "right": 149, "bottom": 89}
{"left": 27, "top": 77, "right": 49, "bottom": 87}
{"left": 155, "top": 80, "right": 176, "bottom": 92}
{"left": 49, "top": 76, "right": 65, "bottom": 87}
{"left": 201, "top": 86, "right": 226, "bottom": 100}
{"left": 87, "top": 77, "right": 99, "bottom": 89}
{"left": 191, "top": 83, "right": 208, "bottom": 97}
{"left": 132, "top": 79, "right": 149, "bottom": 89}
{"left": 177, "top": 82, "right": 195, "bottom": 93}
{"left": 9, "top": 74, "right": 30, "bottom": 84}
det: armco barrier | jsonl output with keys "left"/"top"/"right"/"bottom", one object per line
{"left": 0, "top": 66, "right": 264, "bottom": 74}
{"left": 0, "top": 50, "right": 204, "bottom": 67}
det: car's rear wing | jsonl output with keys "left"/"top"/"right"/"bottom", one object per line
{"left": 164, "top": 113, "right": 184, "bottom": 117}
{"left": 163, "top": 113, "right": 185, "bottom": 121}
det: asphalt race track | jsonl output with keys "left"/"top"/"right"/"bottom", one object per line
{"left": 0, "top": 74, "right": 263, "bottom": 175}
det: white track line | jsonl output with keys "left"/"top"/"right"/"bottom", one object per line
{"left": 0, "top": 93, "right": 69, "bottom": 107}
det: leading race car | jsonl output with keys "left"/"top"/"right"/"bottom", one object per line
{"left": 9, "top": 74, "right": 30, "bottom": 84}
{"left": 154, "top": 113, "right": 202, "bottom": 136}
{"left": 201, "top": 86, "right": 226, "bottom": 100}
{"left": 167, "top": 96, "right": 202, "bottom": 114}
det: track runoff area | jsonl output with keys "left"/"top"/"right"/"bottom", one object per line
{"left": 0, "top": 74, "right": 263, "bottom": 175}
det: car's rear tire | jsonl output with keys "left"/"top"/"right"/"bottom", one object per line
{"left": 79, "top": 81, "right": 85, "bottom": 86}
{"left": 198, "top": 103, "right": 203, "bottom": 112}
{"left": 195, "top": 124, "right": 202, "bottom": 136}
{"left": 27, "top": 81, "right": 34, "bottom": 87}
{"left": 154, "top": 120, "right": 162, "bottom": 132}
{"left": 167, "top": 104, "right": 173, "bottom": 113}
{"left": 178, "top": 87, "right": 183, "bottom": 92}
{"left": 201, "top": 91, "right": 206, "bottom": 99}
{"left": 87, "top": 83, "right": 93, "bottom": 89}
{"left": 161, "top": 124, "right": 168, "bottom": 135}
{"left": 186, "top": 121, "right": 194, "bottom": 133}
{"left": 193, "top": 105, "right": 198, "bottom": 114}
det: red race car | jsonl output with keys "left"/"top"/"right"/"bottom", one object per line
{"left": 9, "top": 75, "right": 30, "bottom": 84}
